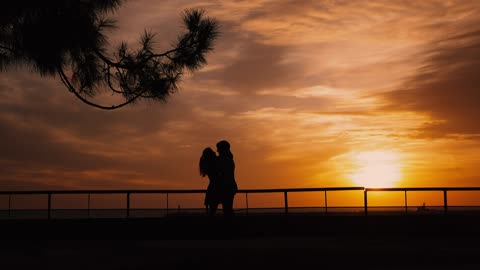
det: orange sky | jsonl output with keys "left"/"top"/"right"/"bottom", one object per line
{"left": 1, "top": 0, "right": 480, "bottom": 207}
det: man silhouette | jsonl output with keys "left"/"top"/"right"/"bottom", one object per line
{"left": 216, "top": 140, "right": 238, "bottom": 219}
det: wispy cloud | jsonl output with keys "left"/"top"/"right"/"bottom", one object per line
{"left": 383, "top": 29, "right": 480, "bottom": 137}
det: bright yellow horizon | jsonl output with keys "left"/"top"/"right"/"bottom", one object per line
{"left": 347, "top": 150, "right": 402, "bottom": 188}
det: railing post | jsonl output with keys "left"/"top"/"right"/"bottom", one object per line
{"left": 47, "top": 192, "right": 52, "bottom": 220}
{"left": 364, "top": 190, "right": 368, "bottom": 216}
{"left": 87, "top": 193, "right": 91, "bottom": 218}
{"left": 404, "top": 190, "right": 408, "bottom": 215}
{"left": 245, "top": 192, "right": 249, "bottom": 216}
{"left": 443, "top": 190, "right": 448, "bottom": 214}
{"left": 284, "top": 191, "right": 288, "bottom": 214}
{"left": 324, "top": 190, "right": 328, "bottom": 215}
{"left": 126, "top": 192, "right": 131, "bottom": 218}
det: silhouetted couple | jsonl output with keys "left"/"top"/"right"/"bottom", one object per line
{"left": 199, "top": 140, "right": 238, "bottom": 219}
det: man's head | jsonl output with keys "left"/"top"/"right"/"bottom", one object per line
{"left": 216, "top": 140, "right": 230, "bottom": 155}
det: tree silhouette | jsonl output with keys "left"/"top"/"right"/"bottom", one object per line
{"left": 0, "top": 0, "right": 219, "bottom": 110}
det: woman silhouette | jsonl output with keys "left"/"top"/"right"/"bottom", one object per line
{"left": 199, "top": 147, "right": 219, "bottom": 216}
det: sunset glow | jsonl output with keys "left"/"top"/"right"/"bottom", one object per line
{"left": 0, "top": 0, "right": 480, "bottom": 201}
{"left": 348, "top": 151, "right": 402, "bottom": 188}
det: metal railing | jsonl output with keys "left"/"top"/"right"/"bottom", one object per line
{"left": 1, "top": 187, "right": 480, "bottom": 219}
{"left": 365, "top": 187, "right": 480, "bottom": 215}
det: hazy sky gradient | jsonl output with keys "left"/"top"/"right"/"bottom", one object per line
{"left": 1, "top": 0, "right": 480, "bottom": 192}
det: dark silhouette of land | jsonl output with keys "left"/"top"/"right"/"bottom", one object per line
{"left": 2, "top": 214, "right": 480, "bottom": 269}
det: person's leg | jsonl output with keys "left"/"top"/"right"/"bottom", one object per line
{"left": 204, "top": 192, "right": 210, "bottom": 215}
{"left": 222, "top": 194, "right": 235, "bottom": 218}
{"left": 209, "top": 203, "right": 218, "bottom": 216}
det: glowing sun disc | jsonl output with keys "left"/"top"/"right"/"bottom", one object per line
{"left": 348, "top": 150, "right": 402, "bottom": 188}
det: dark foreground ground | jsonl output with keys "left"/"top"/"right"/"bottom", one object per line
{"left": 2, "top": 214, "right": 480, "bottom": 269}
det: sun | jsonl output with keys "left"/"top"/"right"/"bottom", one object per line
{"left": 348, "top": 150, "right": 402, "bottom": 188}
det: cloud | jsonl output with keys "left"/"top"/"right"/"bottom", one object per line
{"left": 197, "top": 42, "right": 301, "bottom": 94}
{"left": 383, "top": 29, "right": 480, "bottom": 137}
{"left": 0, "top": 71, "right": 210, "bottom": 189}
{"left": 227, "top": 0, "right": 479, "bottom": 45}
{"left": 2, "top": 0, "right": 480, "bottom": 193}
{"left": 189, "top": 0, "right": 480, "bottom": 96}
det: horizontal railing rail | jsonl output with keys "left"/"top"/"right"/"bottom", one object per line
{"left": 365, "top": 187, "right": 480, "bottom": 191}
{"left": 0, "top": 187, "right": 365, "bottom": 195}
{"left": 2, "top": 187, "right": 480, "bottom": 219}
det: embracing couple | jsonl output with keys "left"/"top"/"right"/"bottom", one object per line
{"left": 199, "top": 140, "right": 238, "bottom": 218}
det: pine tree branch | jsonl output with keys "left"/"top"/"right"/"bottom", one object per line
{"left": 94, "top": 50, "right": 130, "bottom": 69}
{"left": 58, "top": 68, "right": 146, "bottom": 110}
{"left": 151, "top": 47, "right": 179, "bottom": 58}
{"left": 105, "top": 65, "right": 124, "bottom": 94}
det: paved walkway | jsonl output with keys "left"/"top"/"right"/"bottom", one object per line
{"left": 2, "top": 215, "right": 480, "bottom": 269}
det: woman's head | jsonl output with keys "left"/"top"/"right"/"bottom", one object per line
{"left": 199, "top": 147, "right": 216, "bottom": 177}
{"left": 216, "top": 140, "right": 233, "bottom": 159}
